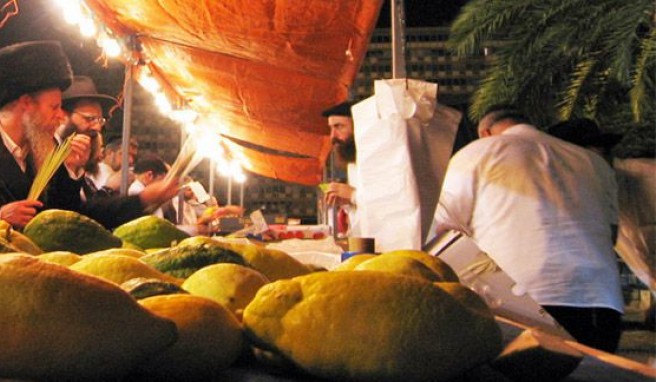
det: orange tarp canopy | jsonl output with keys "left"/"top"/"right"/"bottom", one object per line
{"left": 85, "top": 0, "right": 383, "bottom": 185}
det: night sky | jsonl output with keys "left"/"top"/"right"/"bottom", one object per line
{"left": 0, "top": 0, "right": 467, "bottom": 93}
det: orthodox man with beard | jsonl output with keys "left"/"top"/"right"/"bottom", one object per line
{"left": 322, "top": 101, "right": 360, "bottom": 237}
{"left": 0, "top": 42, "right": 179, "bottom": 230}
{"left": 0, "top": 41, "right": 92, "bottom": 229}
{"left": 57, "top": 76, "right": 178, "bottom": 229}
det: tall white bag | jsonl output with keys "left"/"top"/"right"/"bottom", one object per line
{"left": 352, "top": 79, "right": 460, "bottom": 252}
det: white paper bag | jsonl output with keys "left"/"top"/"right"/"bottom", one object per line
{"left": 351, "top": 79, "right": 460, "bottom": 251}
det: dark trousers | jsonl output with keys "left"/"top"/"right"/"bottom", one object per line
{"left": 543, "top": 305, "right": 622, "bottom": 353}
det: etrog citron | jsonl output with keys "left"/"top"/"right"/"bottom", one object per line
{"left": 182, "top": 263, "right": 269, "bottom": 317}
{"left": 69, "top": 254, "right": 183, "bottom": 285}
{"left": 85, "top": 247, "right": 146, "bottom": 258}
{"left": 0, "top": 220, "right": 42, "bottom": 254}
{"left": 23, "top": 209, "right": 122, "bottom": 253}
{"left": 243, "top": 271, "right": 502, "bottom": 382}
{"left": 379, "top": 249, "right": 459, "bottom": 282}
{"left": 36, "top": 251, "right": 82, "bottom": 266}
{"left": 0, "top": 254, "right": 177, "bottom": 380}
{"left": 113, "top": 215, "right": 189, "bottom": 249}
{"left": 332, "top": 254, "right": 377, "bottom": 271}
{"left": 141, "top": 236, "right": 246, "bottom": 278}
{"left": 136, "top": 294, "right": 244, "bottom": 380}
{"left": 229, "top": 242, "right": 310, "bottom": 281}
{"left": 353, "top": 254, "right": 442, "bottom": 282}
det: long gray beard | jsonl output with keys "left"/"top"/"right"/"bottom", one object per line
{"left": 23, "top": 111, "right": 54, "bottom": 172}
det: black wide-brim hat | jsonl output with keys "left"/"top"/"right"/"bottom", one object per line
{"left": 548, "top": 118, "right": 623, "bottom": 149}
{"left": 62, "top": 75, "right": 118, "bottom": 118}
{"left": 321, "top": 100, "right": 358, "bottom": 118}
{"left": 0, "top": 40, "right": 73, "bottom": 107}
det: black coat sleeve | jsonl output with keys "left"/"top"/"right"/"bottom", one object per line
{"left": 81, "top": 193, "right": 146, "bottom": 230}
{"left": 45, "top": 166, "right": 84, "bottom": 211}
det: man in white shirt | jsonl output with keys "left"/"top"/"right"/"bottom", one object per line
{"left": 128, "top": 154, "right": 176, "bottom": 222}
{"left": 434, "top": 105, "right": 624, "bottom": 352}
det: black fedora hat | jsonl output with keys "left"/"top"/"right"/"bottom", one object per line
{"left": 62, "top": 76, "right": 118, "bottom": 118}
{"left": 321, "top": 100, "right": 358, "bottom": 118}
{"left": 548, "top": 118, "right": 623, "bottom": 149}
{"left": 0, "top": 40, "right": 73, "bottom": 107}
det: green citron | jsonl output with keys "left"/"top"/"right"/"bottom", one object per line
{"left": 228, "top": 242, "right": 310, "bottom": 281}
{"left": 113, "top": 215, "right": 189, "bottom": 250}
{"left": 183, "top": 263, "right": 269, "bottom": 317}
{"left": 137, "top": 294, "right": 244, "bottom": 380}
{"left": 141, "top": 236, "right": 246, "bottom": 279}
{"left": 23, "top": 209, "right": 122, "bottom": 254}
{"left": 243, "top": 272, "right": 502, "bottom": 382}
{"left": 379, "top": 249, "right": 459, "bottom": 282}
{"left": 0, "top": 254, "right": 177, "bottom": 381}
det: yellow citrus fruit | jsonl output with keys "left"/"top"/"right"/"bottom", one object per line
{"left": 243, "top": 271, "right": 501, "bottom": 382}
{"left": 229, "top": 242, "right": 310, "bottom": 281}
{"left": 84, "top": 247, "right": 146, "bottom": 258}
{"left": 353, "top": 254, "right": 442, "bottom": 282}
{"left": 332, "top": 254, "right": 377, "bottom": 271}
{"left": 36, "top": 251, "right": 82, "bottom": 266}
{"left": 137, "top": 294, "right": 244, "bottom": 379}
{"left": 0, "top": 254, "right": 177, "bottom": 380}
{"left": 69, "top": 254, "right": 182, "bottom": 285}
{"left": 182, "top": 263, "right": 269, "bottom": 317}
{"left": 378, "top": 249, "right": 459, "bottom": 282}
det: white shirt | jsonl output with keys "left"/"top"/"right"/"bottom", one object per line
{"left": 88, "top": 162, "right": 116, "bottom": 190}
{"left": 434, "top": 124, "right": 623, "bottom": 312}
{"left": 129, "top": 179, "right": 164, "bottom": 218}
{"left": 345, "top": 162, "right": 361, "bottom": 237}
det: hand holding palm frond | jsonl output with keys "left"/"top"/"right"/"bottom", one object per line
{"left": 27, "top": 133, "right": 76, "bottom": 201}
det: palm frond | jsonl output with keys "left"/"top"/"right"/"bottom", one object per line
{"left": 630, "top": 27, "right": 656, "bottom": 122}
{"left": 557, "top": 58, "right": 597, "bottom": 120}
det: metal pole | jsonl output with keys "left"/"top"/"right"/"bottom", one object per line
{"left": 119, "top": 62, "right": 134, "bottom": 196}
{"left": 391, "top": 0, "right": 407, "bottom": 79}
{"left": 239, "top": 181, "right": 244, "bottom": 209}
{"left": 208, "top": 159, "right": 215, "bottom": 197}
{"left": 227, "top": 175, "right": 232, "bottom": 205}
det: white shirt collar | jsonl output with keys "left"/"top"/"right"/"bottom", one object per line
{"left": 0, "top": 125, "right": 29, "bottom": 172}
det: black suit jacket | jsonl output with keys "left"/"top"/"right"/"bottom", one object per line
{"left": 0, "top": 140, "right": 82, "bottom": 211}
{"left": 0, "top": 142, "right": 145, "bottom": 230}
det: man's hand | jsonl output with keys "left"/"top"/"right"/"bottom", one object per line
{"left": 0, "top": 200, "right": 43, "bottom": 229}
{"left": 64, "top": 134, "right": 92, "bottom": 173}
{"left": 139, "top": 176, "right": 180, "bottom": 209}
{"left": 324, "top": 182, "right": 355, "bottom": 207}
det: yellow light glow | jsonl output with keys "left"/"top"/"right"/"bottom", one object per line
{"left": 170, "top": 109, "right": 198, "bottom": 124}
{"left": 139, "top": 74, "right": 161, "bottom": 94}
{"left": 154, "top": 92, "right": 172, "bottom": 114}
{"left": 100, "top": 36, "right": 122, "bottom": 57}
{"left": 79, "top": 17, "right": 97, "bottom": 37}
{"left": 63, "top": 4, "right": 83, "bottom": 25}
{"left": 233, "top": 172, "right": 247, "bottom": 183}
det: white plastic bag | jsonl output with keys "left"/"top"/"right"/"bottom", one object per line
{"left": 351, "top": 79, "right": 460, "bottom": 251}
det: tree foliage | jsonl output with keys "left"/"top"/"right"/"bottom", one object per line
{"left": 448, "top": 0, "right": 655, "bottom": 153}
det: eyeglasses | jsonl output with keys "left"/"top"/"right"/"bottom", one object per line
{"left": 73, "top": 111, "right": 107, "bottom": 126}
